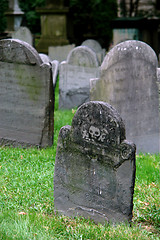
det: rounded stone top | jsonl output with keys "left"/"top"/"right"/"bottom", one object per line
{"left": 101, "top": 40, "right": 158, "bottom": 70}
{"left": 0, "top": 39, "right": 42, "bottom": 65}
{"left": 71, "top": 101, "right": 126, "bottom": 147}
{"left": 67, "top": 46, "right": 99, "bottom": 67}
{"left": 81, "top": 39, "right": 102, "bottom": 53}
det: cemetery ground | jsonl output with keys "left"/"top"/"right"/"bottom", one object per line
{"left": 0, "top": 82, "right": 160, "bottom": 240}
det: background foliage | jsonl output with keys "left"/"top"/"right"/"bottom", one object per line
{"left": 0, "top": 0, "right": 8, "bottom": 33}
{"left": 69, "top": 0, "right": 117, "bottom": 47}
{"left": 18, "top": 0, "right": 45, "bottom": 34}
{"left": 0, "top": 0, "right": 117, "bottom": 49}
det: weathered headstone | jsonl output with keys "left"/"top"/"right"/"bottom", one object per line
{"left": 39, "top": 54, "right": 59, "bottom": 86}
{"left": 81, "top": 39, "right": 106, "bottom": 64}
{"left": 12, "top": 27, "right": 33, "bottom": 46}
{"left": 48, "top": 44, "right": 75, "bottom": 62}
{"left": 90, "top": 40, "right": 160, "bottom": 153}
{"left": 54, "top": 101, "right": 136, "bottom": 224}
{"left": 157, "top": 68, "right": 160, "bottom": 113}
{"left": 51, "top": 60, "right": 59, "bottom": 87}
{"left": 39, "top": 53, "right": 51, "bottom": 63}
{"left": 0, "top": 39, "right": 54, "bottom": 147}
{"left": 59, "top": 46, "right": 100, "bottom": 109}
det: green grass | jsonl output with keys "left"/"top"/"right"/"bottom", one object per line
{"left": 0, "top": 81, "right": 159, "bottom": 239}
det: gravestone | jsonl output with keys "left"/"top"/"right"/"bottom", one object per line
{"left": 157, "top": 68, "right": 160, "bottom": 112}
{"left": 39, "top": 54, "right": 59, "bottom": 86}
{"left": 81, "top": 39, "right": 106, "bottom": 64}
{"left": 54, "top": 101, "right": 136, "bottom": 224}
{"left": 12, "top": 27, "right": 33, "bottom": 46}
{"left": 0, "top": 39, "right": 54, "bottom": 147}
{"left": 51, "top": 60, "right": 59, "bottom": 87}
{"left": 59, "top": 46, "right": 100, "bottom": 109}
{"left": 90, "top": 40, "right": 160, "bottom": 153}
{"left": 39, "top": 53, "right": 51, "bottom": 63}
{"left": 48, "top": 44, "right": 75, "bottom": 62}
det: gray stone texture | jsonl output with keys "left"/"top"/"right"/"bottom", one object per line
{"left": 81, "top": 39, "right": 106, "bottom": 64}
{"left": 157, "top": 68, "right": 160, "bottom": 113}
{"left": 12, "top": 27, "right": 33, "bottom": 46}
{"left": 39, "top": 53, "right": 51, "bottom": 63}
{"left": 0, "top": 39, "right": 54, "bottom": 147}
{"left": 39, "top": 54, "right": 59, "bottom": 86}
{"left": 90, "top": 40, "right": 160, "bottom": 153}
{"left": 51, "top": 60, "right": 59, "bottom": 87}
{"left": 59, "top": 46, "right": 100, "bottom": 109}
{"left": 54, "top": 101, "right": 136, "bottom": 224}
{"left": 48, "top": 44, "right": 75, "bottom": 62}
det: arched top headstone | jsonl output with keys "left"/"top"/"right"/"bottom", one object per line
{"left": 101, "top": 40, "right": 158, "bottom": 71}
{"left": 39, "top": 53, "right": 51, "bottom": 63}
{"left": 81, "top": 39, "right": 102, "bottom": 53}
{"left": 0, "top": 38, "right": 54, "bottom": 148}
{"left": 67, "top": 46, "right": 99, "bottom": 68}
{"left": 90, "top": 40, "right": 159, "bottom": 153}
{"left": 12, "top": 27, "right": 33, "bottom": 46}
{"left": 0, "top": 39, "right": 42, "bottom": 65}
{"left": 71, "top": 101, "right": 126, "bottom": 148}
{"left": 54, "top": 101, "right": 136, "bottom": 224}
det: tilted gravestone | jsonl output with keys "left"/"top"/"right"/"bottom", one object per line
{"left": 59, "top": 46, "right": 100, "bottom": 109}
{"left": 90, "top": 40, "right": 160, "bottom": 153}
{"left": 81, "top": 39, "right": 106, "bottom": 64}
{"left": 0, "top": 39, "right": 54, "bottom": 147}
{"left": 54, "top": 101, "right": 136, "bottom": 224}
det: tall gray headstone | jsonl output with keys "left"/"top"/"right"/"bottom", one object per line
{"left": 0, "top": 39, "right": 54, "bottom": 147}
{"left": 81, "top": 39, "right": 106, "bottom": 64}
{"left": 90, "top": 40, "right": 160, "bottom": 153}
{"left": 54, "top": 101, "right": 136, "bottom": 224}
{"left": 59, "top": 46, "right": 100, "bottom": 109}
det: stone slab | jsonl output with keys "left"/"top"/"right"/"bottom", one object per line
{"left": 59, "top": 46, "right": 100, "bottom": 109}
{"left": 0, "top": 39, "right": 54, "bottom": 147}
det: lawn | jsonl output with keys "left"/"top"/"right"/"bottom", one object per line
{"left": 0, "top": 82, "right": 159, "bottom": 239}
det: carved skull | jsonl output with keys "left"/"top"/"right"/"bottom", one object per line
{"left": 89, "top": 126, "right": 100, "bottom": 139}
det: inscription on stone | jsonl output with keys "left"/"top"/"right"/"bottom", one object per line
{"left": 59, "top": 46, "right": 100, "bottom": 109}
{"left": 90, "top": 40, "right": 160, "bottom": 153}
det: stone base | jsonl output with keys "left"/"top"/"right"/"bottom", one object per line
{"left": 36, "top": 37, "right": 69, "bottom": 54}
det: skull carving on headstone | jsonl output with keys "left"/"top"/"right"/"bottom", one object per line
{"left": 89, "top": 126, "right": 100, "bottom": 139}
